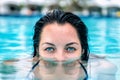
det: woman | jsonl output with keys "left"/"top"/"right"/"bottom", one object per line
{"left": 27, "top": 9, "right": 117, "bottom": 80}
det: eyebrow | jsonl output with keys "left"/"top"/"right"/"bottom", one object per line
{"left": 42, "top": 42, "right": 55, "bottom": 46}
{"left": 42, "top": 42, "right": 79, "bottom": 46}
{"left": 66, "top": 42, "right": 79, "bottom": 46}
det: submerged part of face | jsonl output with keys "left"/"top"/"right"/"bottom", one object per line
{"left": 33, "top": 59, "right": 85, "bottom": 80}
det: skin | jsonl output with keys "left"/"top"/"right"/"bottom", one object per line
{"left": 33, "top": 22, "right": 86, "bottom": 80}
{"left": 39, "top": 22, "right": 82, "bottom": 60}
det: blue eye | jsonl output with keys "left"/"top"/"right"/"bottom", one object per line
{"left": 66, "top": 47, "right": 76, "bottom": 53}
{"left": 45, "top": 47, "right": 55, "bottom": 52}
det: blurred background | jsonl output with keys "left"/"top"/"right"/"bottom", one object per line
{"left": 0, "top": 0, "right": 120, "bottom": 17}
{"left": 0, "top": 0, "right": 120, "bottom": 80}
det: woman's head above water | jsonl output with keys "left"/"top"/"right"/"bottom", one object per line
{"left": 33, "top": 9, "right": 89, "bottom": 63}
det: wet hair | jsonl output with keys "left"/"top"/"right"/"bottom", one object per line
{"left": 33, "top": 9, "right": 89, "bottom": 62}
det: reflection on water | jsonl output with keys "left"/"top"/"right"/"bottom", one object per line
{"left": 88, "top": 55, "right": 119, "bottom": 80}
{"left": 0, "top": 55, "right": 119, "bottom": 80}
{"left": 0, "top": 62, "right": 17, "bottom": 80}
{"left": 0, "top": 58, "right": 32, "bottom": 80}
{"left": 106, "top": 56, "right": 120, "bottom": 80}
{"left": 0, "top": 16, "right": 120, "bottom": 80}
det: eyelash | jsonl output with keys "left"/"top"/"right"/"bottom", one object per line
{"left": 44, "top": 47, "right": 55, "bottom": 53}
{"left": 65, "top": 47, "right": 76, "bottom": 53}
{"left": 44, "top": 47, "right": 77, "bottom": 53}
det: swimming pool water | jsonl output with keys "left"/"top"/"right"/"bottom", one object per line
{"left": 0, "top": 16, "right": 120, "bottom": 80}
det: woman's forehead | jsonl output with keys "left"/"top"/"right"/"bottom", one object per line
{"left": 41, "top": 22, "right": 78, "bottom": 36}
{"left": 40, "top": 22, "right": 80, "bottom": 44}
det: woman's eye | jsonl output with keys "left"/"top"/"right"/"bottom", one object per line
{"left": 66, "top": 47, "right": 76, "bottom": 53}
{"left": 45, "top": 47, "right": 55, "bottom": 52}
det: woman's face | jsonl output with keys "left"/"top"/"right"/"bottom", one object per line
{"left": 36, "top": 22, "right": 85, "bottom": 80}
{"left": 39, "top": 22, "right": 82, "bottom": 61}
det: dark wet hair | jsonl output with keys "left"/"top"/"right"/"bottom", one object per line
{"left": 33, "top": 9, "right": 89, "bottom": 62}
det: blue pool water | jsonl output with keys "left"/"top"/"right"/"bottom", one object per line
{"left": 0, "top": 16, "right": 120, "bottom": 80}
